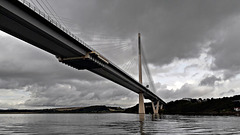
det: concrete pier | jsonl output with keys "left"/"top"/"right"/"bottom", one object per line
{"left": 139, "top": 93, "right": 145, "bottom": 114}
{"left": 152, "top": 101, "right": 159, "bottom": 114}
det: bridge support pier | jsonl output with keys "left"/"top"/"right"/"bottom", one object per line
{"left": 138, "top": 93, "right": 145, "bottom": 114}
{"left": 151, "top": 101, "right": 159, "bottom": 114}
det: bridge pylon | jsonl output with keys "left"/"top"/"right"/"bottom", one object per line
{"left": 138, "top": 33, "right": 145, "bottom": 114}
{"left": 139, "top": 93, "right": 145, "bottom": 114}
{"left": 138, "top": 33, "right": 162, "bottom": 114}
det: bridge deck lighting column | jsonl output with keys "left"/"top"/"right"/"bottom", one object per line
{"left": 138, "top": 33, "right": 145, "bottom": 114}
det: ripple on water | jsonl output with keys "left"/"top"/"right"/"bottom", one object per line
{"left": 0, "top": 114, "right": 240, "bottom": 134}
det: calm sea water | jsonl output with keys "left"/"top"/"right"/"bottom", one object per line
{"left": 0, "top": 113, "right": 239, "bottom": 135}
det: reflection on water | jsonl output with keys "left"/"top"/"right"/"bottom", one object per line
{"left": 139, "top": 114, "right": 145, "bottom": 121}
{"left": 0, "top": 113, "right": 240, "bottom": 134}
{"left": 152, "top": 114, "right": 161, "bottom": 121}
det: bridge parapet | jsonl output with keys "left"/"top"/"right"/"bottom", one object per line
{"left": 17, "top": 0, "right": 95, "bottom": 52}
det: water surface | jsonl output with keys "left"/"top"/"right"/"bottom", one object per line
{"left": 0, "top": 113, "right": 239, "bottom": 134}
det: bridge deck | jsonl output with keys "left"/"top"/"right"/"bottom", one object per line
{"left": 0, "top": 0, "right": 165, "bottom": 104}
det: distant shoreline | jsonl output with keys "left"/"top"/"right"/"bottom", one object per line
{"left": 1, "top": 95, "right": 240, "bottom": 116}
{"left": 0, "top": 105, "right": 125, "bottom": 114}
{"left": 0, "top": 111, "right": 239, "bottom": 116}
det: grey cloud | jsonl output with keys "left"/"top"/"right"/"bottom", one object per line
{"left": 184, "top": 64, "right": 199, "bottom": 73}
{"left": 220, "top": 89, "right": 235, "bottom": 96}
{"left": 0, "top": 103, "right": 18, "bottom": 109}
{"left": 199, "top": 75, "right": 221, "bottom": 86}
{"left": 24, "top": 81, "right": 135, "bottom": 107}
{"left": 209, "top": 22, "right": 240, "bottom": 79}
{"left": 157, "top": 83, "right": 213, "bottom": 101}
{"left": 50, "top": 0, "right": 240, "bottom": 66}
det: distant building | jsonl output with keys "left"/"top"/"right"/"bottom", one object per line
{"left": 234, "top": 107, "right": 240, "bottom": 112}
{"left": 181, "top": 98, "right": 192, "bottom": 101}
{"left": 233, "top": 100, "right": 240, "bottom": 112}
{"left": 233, "top": 100, "right": 240, "bottom": 102}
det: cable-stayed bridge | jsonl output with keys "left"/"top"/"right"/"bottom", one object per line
{"left": 0, "top": 0, "right": 165, "bottom": 113}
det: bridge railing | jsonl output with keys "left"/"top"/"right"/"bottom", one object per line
{"left": 17, "top": 0, "right": 96, "bottom": 52}
{"left": 17, "top": 0, "right": 142, "bottom": 90}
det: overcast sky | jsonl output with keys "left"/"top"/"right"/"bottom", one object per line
{"left": 1, "top": 0, "right": 240, "bottom": 109}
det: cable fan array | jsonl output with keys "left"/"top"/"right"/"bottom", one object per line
{"left": 25, "top": 0, "right": 156, "bottom": 93}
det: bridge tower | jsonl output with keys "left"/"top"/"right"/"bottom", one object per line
{"left": 138, "top": 33, "right": 145, "bottom": 114}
